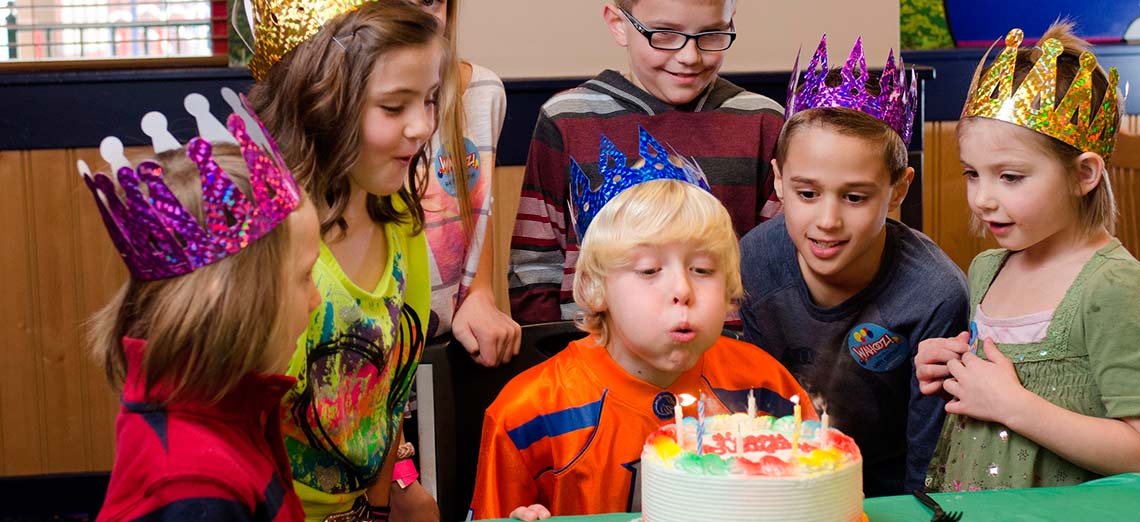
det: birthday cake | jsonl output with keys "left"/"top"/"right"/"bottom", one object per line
{"left": 641, "top": 412, "right": 863, "bottom": 522}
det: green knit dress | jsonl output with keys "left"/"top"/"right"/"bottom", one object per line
{"left": 926, "top": 240, "right": 1140, "bottom": 491}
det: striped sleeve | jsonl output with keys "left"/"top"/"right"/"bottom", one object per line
{"left": 509, "top": 109, "right": 570, "bottom": 324}
{"left": 757, "top": 106, "right": 784, "bottom": 223}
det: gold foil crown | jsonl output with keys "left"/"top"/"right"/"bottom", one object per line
{"left": 246, "top": 0, "right": 370, "bottom": 81}
{"left": 963, "top": 28, "right": 1123, "bottom": 161}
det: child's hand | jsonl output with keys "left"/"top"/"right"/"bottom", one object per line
{"left": 915, "top": 331, "right": 971, "bottom": 396}
{"left": 509, "top": 504, "right": 551, "bottom": 521}
{"left": 943, "top": 337, "right": 1030, "bottom": 424}
{"left": 452, "top": 288, "right": 522, "bottom": 367}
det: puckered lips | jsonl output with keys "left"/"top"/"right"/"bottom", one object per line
{"left": 669, "top": 321, "right": 697, "bottom": 343}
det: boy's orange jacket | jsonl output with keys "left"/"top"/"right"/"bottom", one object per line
{"left": 470, "top": 336, "right": 814, "bottom": 519}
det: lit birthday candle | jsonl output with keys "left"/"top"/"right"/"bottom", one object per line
{"left": 791, "top": 394, "right": 802, "bottom": 458}
{"left": 697, "top": 390, "right": 706, "bottom": 455}
{"left": 747, "top": 389, "right": 756, "bottom": 420}
{"left": 674, "top": 397, "right": 684, "bottom": 446}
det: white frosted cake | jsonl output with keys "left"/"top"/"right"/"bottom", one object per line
{"left": 641, "top": 413, "right": 864, "bottom": 522}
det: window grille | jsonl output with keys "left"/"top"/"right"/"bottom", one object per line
{"left": 1, "top": 0, "right": 225, "bottom": 62}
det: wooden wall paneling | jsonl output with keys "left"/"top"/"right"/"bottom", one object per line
{"left": 921, "top": 123, "right": 941, "bottom": 246}
{"left": 27, "top": 149, "right": 89, "bottom": 473}
{"left": 72, "top": 146, "right": 128, "bottom": 471}
{"left": 1115, "top": 116, "right": 1140, "bottom": 256}
{"left": 491, "top": 165, "right": 526, "bottom": 313}
{"left": 0, "top": 150, "right": 46, "bottom": 475}
{"left": 1115, "top": 165, "right": 1140, "bottom": 256}
{"left": 1108, "top": 131, "right": 1140, "bottom": 257}
{"left": 922, "top": 121, "right": 998, "bottom": 272}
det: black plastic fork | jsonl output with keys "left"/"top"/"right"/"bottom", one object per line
{"left": 913, "top": 490, "right": 963, "bottom": 522}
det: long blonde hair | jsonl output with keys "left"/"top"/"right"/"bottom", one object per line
{"left": 88, "top": 146, "right": 296, "bottom": 403}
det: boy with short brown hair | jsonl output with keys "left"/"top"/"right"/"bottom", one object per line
{"left": 739, "top": 37, "right": 969, "bottom": 496}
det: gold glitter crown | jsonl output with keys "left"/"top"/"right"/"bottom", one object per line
{"left": 963, "top": 28, "right": 1123, "bottom": 161}
{"left": 246, "top": 0, "right": 371, "bottom": 81}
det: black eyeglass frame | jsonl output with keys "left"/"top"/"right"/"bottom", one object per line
{"left": 619, "top": 7, "right": 737, "bottom": 52}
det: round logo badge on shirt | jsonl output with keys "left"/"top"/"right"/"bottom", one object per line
{"left": 846, "top": 323, "right": 909, "bottom": 372}
{"left": 433, "top": 137, "right": 480, "bottom": 197}
{"left": 652, "top": 392, "right": 677, "bottom": 420}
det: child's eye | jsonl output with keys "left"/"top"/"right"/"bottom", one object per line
{"left": 1000, "top": 173, "right": 1024, "bottom": 183}
{"left": 691, "top": 266, "right": 716, "bottom": 276}
{"left": 796, "top": 190, "right": 817, "bottom": 200}
{"left": 844, "top": 194, "right": 867, "bottom": 204}
{"left": 637, "top": 267, "right": 661, "bottom": 276}
{"left": 962, "top": 169, "right": 979, "bottom": 180}
{"left": 381, "top": 105, "right": 404, "bottom": 115}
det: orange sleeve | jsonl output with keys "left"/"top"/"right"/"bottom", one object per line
{"left": 470, "top": 408, "right": 539, "bottom": 520}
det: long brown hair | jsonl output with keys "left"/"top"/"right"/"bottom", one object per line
{"left": 248, "top": 2, "right": 443, "bottom": 238}
{"left": 88, "top": 146, "right": 295, "bottom": 403}
{"left": 432, "top": 0, "right": 476, "bottom": 239}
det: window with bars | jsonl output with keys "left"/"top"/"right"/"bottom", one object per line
{"left": 1, "top": 0, "right": 226, "bottom": 62}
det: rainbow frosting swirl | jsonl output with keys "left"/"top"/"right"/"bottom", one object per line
{"left": 644, "top": 413, "right": 862, "bottom": 477}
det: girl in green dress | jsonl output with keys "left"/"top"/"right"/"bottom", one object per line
{"left": 916, "top": 21, "right": 1140, "bottom": 491}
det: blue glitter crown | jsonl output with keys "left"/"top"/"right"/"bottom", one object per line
{"left": 569, "top": 127, "right": 710, "bottom": 240}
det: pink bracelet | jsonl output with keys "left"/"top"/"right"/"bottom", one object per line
{"left": 392, "top": 458, "right": 419, "bottom": 489}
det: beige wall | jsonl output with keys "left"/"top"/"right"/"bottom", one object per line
{"left": 457, "top": 1, "right": 900, "bottom": 79}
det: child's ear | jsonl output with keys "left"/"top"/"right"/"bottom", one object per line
{"left": 603, "top": 4, "right": 629, "bottom": 47}
{"left": 888, "top": 166, "right": 915, "bottom": 211}
{"left": 1074, "top": 152, "right": 1106, "bottom": 197}
{"left": 771, "top": 159, "right": 785, "bottom": 201}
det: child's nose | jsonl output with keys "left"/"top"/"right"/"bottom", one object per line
{"left": 670, "top": 272, "right": 694, "bottom": 306}
{"left": 971, "top": 178, "right": 999, "bottom": 211}
{"left": 673, "top": 37, "right": 701, "bottom": 64}
{"left": 816, "top": 199, "right": 843, "bottom": 230}
{"left": 405, "top": 104, "right": 435, "bottom": 142}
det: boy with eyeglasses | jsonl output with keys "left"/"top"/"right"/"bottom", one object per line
{"left": 509, "top": 0, "right": 784, "bottom": 325}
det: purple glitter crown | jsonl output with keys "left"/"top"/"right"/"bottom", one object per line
{"left": 569, "top": 127, "right": 710, "bottom": 240}
{"left": 786, "top": 35, "right": 918, "bottom": 145}
{"left": 79, "top": 90, "right": 300, "bottom": 280}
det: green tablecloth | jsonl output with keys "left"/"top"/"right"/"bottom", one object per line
{"left": 482, "top": 473, "right": 1140, "bottom": 521}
